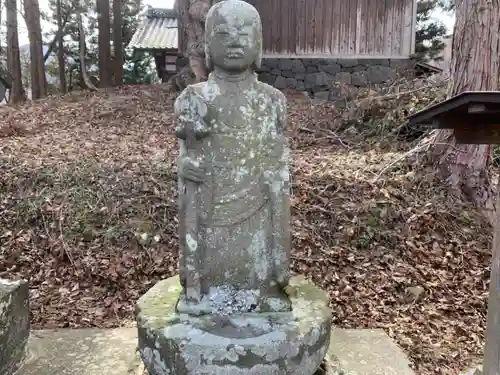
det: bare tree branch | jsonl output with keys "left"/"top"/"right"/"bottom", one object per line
{"left": 43, "top": 11, "right": 71, "bottom": 62}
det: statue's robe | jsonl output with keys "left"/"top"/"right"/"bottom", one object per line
{"left": 175, "top": 73, "right": 290, "bottom": 312}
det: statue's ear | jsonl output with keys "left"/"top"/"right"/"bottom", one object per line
{"left": 253, "top": 49, "right": 262, "bottom": 70}
{"left": 205, "top": 44, "right": 213, "bottom": 71}
{"left": 253, "top": 36, "right": 263, "bottom": 70}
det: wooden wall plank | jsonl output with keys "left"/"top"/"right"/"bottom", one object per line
{"left": 402, "top": 0, "right": 415, "bottom": 55}
{"left": 365, "top": 0, "right": 376, "bottom": 54}
{"left": 323, "top": 0, "right": 333, "bottom": 54}
{"left": 271, "top": 0, "right": 284, "bottom": 53}
{"left": 393, "top": 0, "right": 403, "bottom": 55}
{"left": 305, "top": 0, "right": 315, "bottom": 53}
{"left": 281, "top": 0, "right": 289, "bottom": 53}
{"left": 314, "top": 0, "right": 325, "bottom": 54}
{"left": 384, "top": 0, "right": 394, "bottom": 56}
{"left": 348, "top": 0, "right": 357, "bottom": 54}
{"left": 296, "top": 0, "right": 307, "bottom": 54}
{"left": 376, "top": 0, "right": 386, "bottom": 54}
{"left": 288, "top": 0, "right": 297, "bottom": 54}
{"left": 358, "top": 0, "right": 367, "bottom": 54}
{"left": 337, "top": 0, "right": 346, "bottom": 53}
{"left": 332, "top": 0, "right": 342, "bottom": 54}
{"left": 260, "top": 0, "right": 272, "bottom": 54}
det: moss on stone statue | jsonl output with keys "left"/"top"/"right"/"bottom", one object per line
{"left": 135, "top": 276, "right": 182, "bottom": 329}
{"left": 137, "top": 274, "right": 331, "bottom": 329}
{"left": 285, "top": 275, "right": 330, "bottom": 305}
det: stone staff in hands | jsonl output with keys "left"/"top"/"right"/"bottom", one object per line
{"left": 174, "top": 91, "right": 211, "bottom": 314}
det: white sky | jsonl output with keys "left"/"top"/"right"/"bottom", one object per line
{"left": 13, "top": 0, "right": 454, "bottom": 45}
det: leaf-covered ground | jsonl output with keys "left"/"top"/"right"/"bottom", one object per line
{"left": 0, "top": 82, "right": 491, "bottom": 374}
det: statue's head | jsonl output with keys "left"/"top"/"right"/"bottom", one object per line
{"left": 205, "top": 0, "right": 262, "bottom": 72}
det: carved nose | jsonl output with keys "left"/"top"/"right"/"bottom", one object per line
{"left": 228, "top": 31, "right": 240, "bottom": 43}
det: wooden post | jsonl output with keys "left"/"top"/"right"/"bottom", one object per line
{"left": 483, "top": 197, "right": 500, "bottom": 374}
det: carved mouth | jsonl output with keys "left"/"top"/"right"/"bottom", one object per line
{"left": 226, "top": 49, "right": 244, "bottom": 59}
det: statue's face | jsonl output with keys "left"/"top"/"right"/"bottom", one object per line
{"left": 206, "top": 3, "right": 261, "bottom": 72}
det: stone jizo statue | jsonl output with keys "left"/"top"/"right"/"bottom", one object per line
{"left": 137, "top": 2, "right": 332, "bottom": 374}
{"left": 174, "top": 0, "right": 292, "bottom": 316}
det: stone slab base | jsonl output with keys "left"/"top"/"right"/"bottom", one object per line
{"left": 460, "top": 364, "right": 482, "bottom": 375}
{"left": 324, "top": 328, "right": 414, "bottom": 375}
{"left": 0, "top": 278, "right": 30, "bottom": 375}
{"left": 16, "top": 326, "right": 416, "bottom": 375}
{"left": 136, "top": 275, "right": 332, "bottom": 375}
{"left": 19, "top": 328, "right": 141, "bottom": 375}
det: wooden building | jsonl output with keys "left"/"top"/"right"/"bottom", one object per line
{"left": 129, "top": 1, "right": 419, "bottom": 90}
{"left": 128, "top": 7, "right": 180, "bottom": 82}
{"left": 247, "top": 0, "right": 416, "bottom": 58}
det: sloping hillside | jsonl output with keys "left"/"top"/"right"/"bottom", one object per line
{"left": 0, "top": 82, "right": 491, "bottom": 374}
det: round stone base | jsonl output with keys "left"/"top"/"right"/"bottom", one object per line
{"left": 136, "top": 275, "right": 332, "bottom": 375}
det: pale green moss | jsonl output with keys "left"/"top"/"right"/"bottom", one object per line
{"left": 285, "top": 275, "right": 330, "bottom": 305}
{"left": 285, "top": 276, "right": 332, "bottom": 340}
{"left": 136, "top": 277, "right": 182, "bottom": 329}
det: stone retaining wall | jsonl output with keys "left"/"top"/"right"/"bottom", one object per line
{"left": 257, "top": 58, "right": 414, "bottom": 95}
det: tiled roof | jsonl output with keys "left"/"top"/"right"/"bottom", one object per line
{"left": 128, "top": 8, "right": 178, "bottom": 50}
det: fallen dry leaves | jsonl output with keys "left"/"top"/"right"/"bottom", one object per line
{"left": 0, "top": 80, "right": 491, "bottom": 374}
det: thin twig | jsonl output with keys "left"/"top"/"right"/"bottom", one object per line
{"left": 58, "top": 200, "right": 75, "bottom": 266}
{"left": 371, "top": 143, "right": 429, "bottom": 183}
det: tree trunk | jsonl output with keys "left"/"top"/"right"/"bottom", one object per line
{"left": 172, "top": 0, "right": 212, "bottom": 89}
{"left": 6, "top": 0, "right": 25, "bottom": 104}
{"left": 97, "top": 0, "right": 112, "bottom": 87}
{"left": 426, "top": 0, "right": 500, "bottom": 223}
{"left": 78, "top": 13, "right": 97, "bottom": 91}
{"left": 175, "top": 0, "right": 189, "bottom": 57}
{"left": 24, "top": 0, "right": 46, "bottom": 99}
{"left": 112, "top": 0, "right": 123, "bottom": 85}
{"left": 56, "top": 0, "right": 66, "bottom": 93}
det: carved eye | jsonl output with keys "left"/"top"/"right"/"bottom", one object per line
{"left": 239, "top": 32, "right": 249, "bottom": 36}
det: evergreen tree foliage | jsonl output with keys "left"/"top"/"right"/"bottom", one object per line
{"left": 40, "top": 0, "right": 154, "bottom": 89}
{"left": 123, "top": 48, "right": 156, "bottom": 84}
{"left": 415, "top": 0, "right": 449, "bottom": 62}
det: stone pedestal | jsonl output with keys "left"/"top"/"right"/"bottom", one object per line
{"left": 136, "top": 275, "right": 332, "bottom": 375}
{"left": 0, "top": 278, "right": 30, "bottom": 375}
